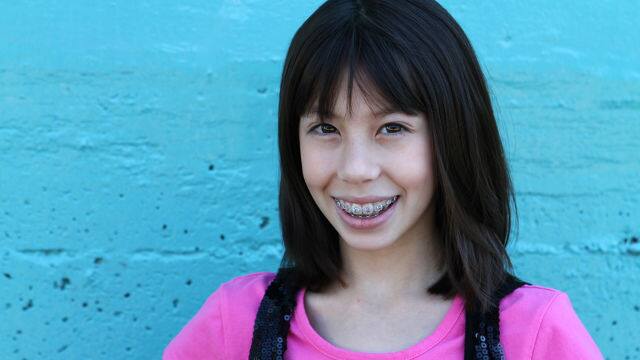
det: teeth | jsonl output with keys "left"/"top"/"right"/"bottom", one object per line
{"left": 334, "top": 196, "right": 398, "bottom": 218}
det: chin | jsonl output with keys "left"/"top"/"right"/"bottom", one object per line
{"left": 338, "top": 233, "right": 397, "bottom": 251}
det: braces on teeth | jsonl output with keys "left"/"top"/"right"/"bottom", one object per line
{"left": 335, "top": 196, "right": 398, "bottom": 218}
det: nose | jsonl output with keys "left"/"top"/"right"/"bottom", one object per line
{"left": 336, "top": 137, "right": 381, "bottom": 184}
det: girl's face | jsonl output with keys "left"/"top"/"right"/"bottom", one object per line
{"left": 299, "top": 80, "right": 437, "bottom": 252}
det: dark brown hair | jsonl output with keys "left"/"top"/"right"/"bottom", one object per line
{"left": 277, "top": 0, "right": 518, "bottom": 314}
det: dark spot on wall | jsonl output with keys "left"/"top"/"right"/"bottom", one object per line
{"left": 622, "top": 236, "right": 640, "bottom": 255}
{"left": 114, "top": 311, "right": 122, "bottom": 316}
{"left": 132, "top": 316, "right": 138, "bottom": 322}
{"left": 220, "top": 234, "right": 225, "bottom": 240}
{"left": 633, "top": 305, "right": 639, "bottom": 312}
{"left": 119, "top": 193, "right": 124, "bottom": 198}
{"left": 126, "top": 347, "right": 131, "bottom": 352}
{"left": 3, "top": 272, "right": 11, "bottom": 279}
{"left": 72, "top": 217, "right": 76, "bottom": 221}
{"left": 5, "top": 303, "right": 11, "bottom": 309}
{"left": 172, "top": 298, "right": 179, "bottom": 308}
{"left": 183, "top": 229, "right": 188, "bottom": 234}
{"left": 257, "top": 87, "right": 267, "bottom": 93}
{"left": 145, "top": 325, "right": 152, "bottom": 331}
{"left": 259, "top": 216, "right": 269, "bottom": 229}
{"left": 62, "top": 316, "right": 68, "bottom": 322}
{"left": 124, "top": 292, "right": 130, "bottom": 298}
{"left": 623, "top": 236, "right": 639, "bottom": 244}
{"left": 22, "top": 299, "right": 33, "bottom": 311}
{"left": 238, "top": 251, "right": 244, "bottom": 256}
{"left": 94, "top": 257, "right": 103, "bottom": 265}
{"left": 162, "top": 224, "right": 167, "bottom": 230}
{"left": 186, "top": 279, "right": 192, "bottom": 286}
{"left": 612, "top": 320, "right": 617, "bottom": 325}
{"left": 57, "top": 344, "right": 68, "bottom": 353}
{"left": 53, "top": 277, "right": 71, "bottom": 291}
{"left": 28, "top": 285, "right": 32, "bottom": 291}
{"left": 82, "top": 302, "right": 88, "bottom": 308}
{"left": 16, "top": 329, "right": 22, "bottom": 335}
{"left": 208, "top": 164, "right": 215, "bottom": 171}
{"left": 97, "top": 307, "right": 103, "bottom": 312}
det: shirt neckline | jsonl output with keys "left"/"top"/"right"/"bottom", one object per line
{"left": 294, "top": 286, "right": 464, "bottom": 359}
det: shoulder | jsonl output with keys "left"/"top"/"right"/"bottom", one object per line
{"left": 205, "top": 271, "right": 277, "bottom": 328}
{"left": 215, "top": 271, "right": 278, "bottom": 356}
{"left": 501, "top": 283, "right": 594, "bottom": 331}
{"left": 218, "top": 271, "right": 277, "bottom": 299}
{"left": 184, "top": 271, "right": 277, "bottom": 323}
{"left": 501, "top": 283, "right": 566, "bottom": 315}
{"left": 499, "top": 283, "right": 566, "bottom": 343}
{"left": 162, "top": 271, "right": 277, "bottom": 360}
{"left": 499, "top": 283, "right": 604, "bottom": 359}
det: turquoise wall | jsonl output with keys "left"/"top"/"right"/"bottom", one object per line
{"left": 1, "top": 1, "right": 638, "bottom": 359}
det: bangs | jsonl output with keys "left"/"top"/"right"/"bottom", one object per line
{"left": 294, "top": 21, "right": 424, "bottom": 123}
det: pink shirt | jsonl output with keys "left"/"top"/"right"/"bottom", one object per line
{"left": 163, "top": 271, "right": 604, "bottom": 359}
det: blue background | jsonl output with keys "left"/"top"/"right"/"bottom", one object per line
{"left": 1, "top": 1, "right": 638, "bottom": 359}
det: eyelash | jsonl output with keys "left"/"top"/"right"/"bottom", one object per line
{"left": 309, "top": 123, "right": 409, "bottom": 137}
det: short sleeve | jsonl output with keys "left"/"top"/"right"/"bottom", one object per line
{"left": 531, "top": 292, "right": 604, "bottom": 360}
{"left": 163, "top": 286, "right": 227, "bottom": 360}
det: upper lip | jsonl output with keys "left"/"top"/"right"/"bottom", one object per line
{"left": 332, "top": 195, "right": 398, "bottom": 204}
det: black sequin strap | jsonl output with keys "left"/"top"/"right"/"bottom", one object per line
{"left": 464, "top": 273, "right": 529, "bottom": 360}
{"left": 249, "top": 267, "right": 299, "bottom": 360}
{"left": 250, "top": 269, "right": 528, "bottom": 360}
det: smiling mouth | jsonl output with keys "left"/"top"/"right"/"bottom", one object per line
{"left": 333, "top": 195, "right": 399, "bottom": 218}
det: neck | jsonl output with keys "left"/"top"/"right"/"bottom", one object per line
{"left": 331, "top": 214, "right": 444, "bottom": 305}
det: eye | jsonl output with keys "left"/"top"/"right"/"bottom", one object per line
{"left": 309, "top": 123, "right": 338, "bottom": 136}
{"left": 380, "top": 123, "right": 407, "bottom": 136}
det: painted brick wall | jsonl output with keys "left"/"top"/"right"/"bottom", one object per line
{"left": 0, "top": 1, "right": 637, "bottom": 359}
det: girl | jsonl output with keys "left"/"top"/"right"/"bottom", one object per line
{"left": 164, "top": 0, "right": 604, "bottom": 358}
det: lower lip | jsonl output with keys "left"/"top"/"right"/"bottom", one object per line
{"left": 335, "top": 197, "right": 399, "bottom": 230}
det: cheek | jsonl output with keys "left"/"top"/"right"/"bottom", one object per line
{"left": 391, "top": 138, "right": 434, "bottom": 189}
{"left": 300, "top": 141, "right": 334, "bottom": 190}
